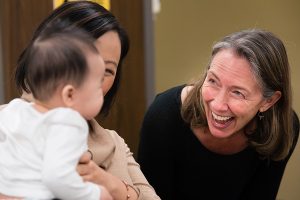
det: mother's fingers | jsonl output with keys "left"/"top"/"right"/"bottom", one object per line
{"left": 80, "top": 174, "right": 93, "bottom": 182}
{"left": 79, "top": 151, "right": 92, "bottom": 164}
{"left": 77, "top": 163, "right": 88, "bottom": 176}
{"left": 77, "top": 158, "right": 98, "bottom": 176}
{"left": 87, "top": 149, "right": 93, "bottom": 160}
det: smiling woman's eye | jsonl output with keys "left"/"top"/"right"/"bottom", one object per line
{"left": 232, "top": 90, "right": 245, "bottom": 98}
{"left": 205, "top": 77, "right": 217, "bottom": 86}
{"left": 208, "top": 78, "right": 215, "bottom": 83}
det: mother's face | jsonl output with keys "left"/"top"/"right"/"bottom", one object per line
{"left": 94, "top": 31, "right": 121, "bottom": 96}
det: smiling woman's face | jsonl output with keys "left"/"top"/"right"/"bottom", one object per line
{"left": 94, "top": 31, "right": 121, "bottom": 96}
{"left": 201, "top": 49, "right": 268, "bottom": 139}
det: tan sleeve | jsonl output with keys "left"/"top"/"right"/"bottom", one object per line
{"left": 125, "top": 145, "right": 161, "bottom": 200}
{"left": 109, "top": 131, "right": 161, "bottom": 200}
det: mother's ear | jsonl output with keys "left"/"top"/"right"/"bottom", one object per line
{"left": 259, "top": 91, "right": 282, "bottom": 112}
{"left": 61, "top": 84, "right": 76, "bottom": 107}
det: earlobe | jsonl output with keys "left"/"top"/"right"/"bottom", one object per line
{"left": 62, "top": 85, "right": 76, "bottom": 107}
{"left": 260, "top": 91, "right": 282, "bottom": 112}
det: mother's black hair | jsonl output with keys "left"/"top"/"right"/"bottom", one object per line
{"left": 15, "top": 1, "right": 129, "bottom": 117}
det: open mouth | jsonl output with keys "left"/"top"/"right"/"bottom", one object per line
{"left": 212, "top": 112, "right": 234, "bottom": 124}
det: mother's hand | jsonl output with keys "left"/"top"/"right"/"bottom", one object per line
{"left": 77, "top": 151, "right": 108, "bottom": 186}
{"left": 77, "top": 152, "right": 138, "bottom": 200}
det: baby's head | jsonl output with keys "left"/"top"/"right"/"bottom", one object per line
{"left": 23, "top": 20, "right": 105, "bottom": 119}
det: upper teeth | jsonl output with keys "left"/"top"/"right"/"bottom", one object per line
{"left": 212, "top": 112, "right": 231, "bottom": 121}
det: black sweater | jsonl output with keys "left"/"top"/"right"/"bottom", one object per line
{"left": 138, "top": 85, "right": 299, "bottom": 200}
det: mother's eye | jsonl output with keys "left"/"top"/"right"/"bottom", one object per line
{"left": 105, "top": 68, "right": 115, "bottom": 76}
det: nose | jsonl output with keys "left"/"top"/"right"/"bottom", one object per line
{"left": 210, "top": 90, "right": 229, "bottom": 112}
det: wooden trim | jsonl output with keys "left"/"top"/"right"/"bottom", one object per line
{"left": 98, "top": 0, "right": 146, "bottom": 156}
{"left": 0, "top": 0, "right": 52, "bottom": 102}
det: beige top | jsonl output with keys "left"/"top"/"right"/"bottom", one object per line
{"left": 88, "top": 119, "right": 160, "bottom": 200}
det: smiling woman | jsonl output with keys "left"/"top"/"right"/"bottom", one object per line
{"left": 138, "top": 29, "right": 299, "bottom": 200}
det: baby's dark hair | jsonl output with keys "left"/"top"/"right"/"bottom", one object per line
{"left": 21, "top": 20, "right": 99, "bottom": 101}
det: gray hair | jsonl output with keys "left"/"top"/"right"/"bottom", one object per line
{"left": 182, "top": 29, "right": 293, "bottom": 160}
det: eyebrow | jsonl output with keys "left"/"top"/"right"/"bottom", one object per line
{"left": 208, "top": 71, "right": 220, "bottom": 81}
{"left": 104, "top": 60, "right": 118, "bottom": 67}
{"left": 207, "top": 71, "right": 250, "bottom": 93}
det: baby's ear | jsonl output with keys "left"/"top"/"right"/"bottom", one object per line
{"left": 61, "top": 84, "right": 76, "bottom": 107}
{"left": 259, "top": 91, "right": 282, "bottom": 112}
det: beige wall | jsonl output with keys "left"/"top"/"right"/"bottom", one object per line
{"left": 154, "top": 0, "right": 300, "bottom": 199}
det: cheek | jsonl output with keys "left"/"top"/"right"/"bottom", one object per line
{"left": 102, "top": 76, "right": 115, "bottom": 96}
{"left": 99, "top": 90, "right": 104, "bottom": 106}
{"left": 88, "top": 89, "right": 104, "bottom": 119}
{"left": 202, "top": 86, "right": 215, "bottom": 102}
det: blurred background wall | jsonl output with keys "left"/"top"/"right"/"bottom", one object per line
{"left": 154, "top": 0, "right": 300, "bottom": 199}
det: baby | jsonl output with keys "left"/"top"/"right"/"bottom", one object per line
{"left": 0, "top": 21, "right": 112, "bottom": 200}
